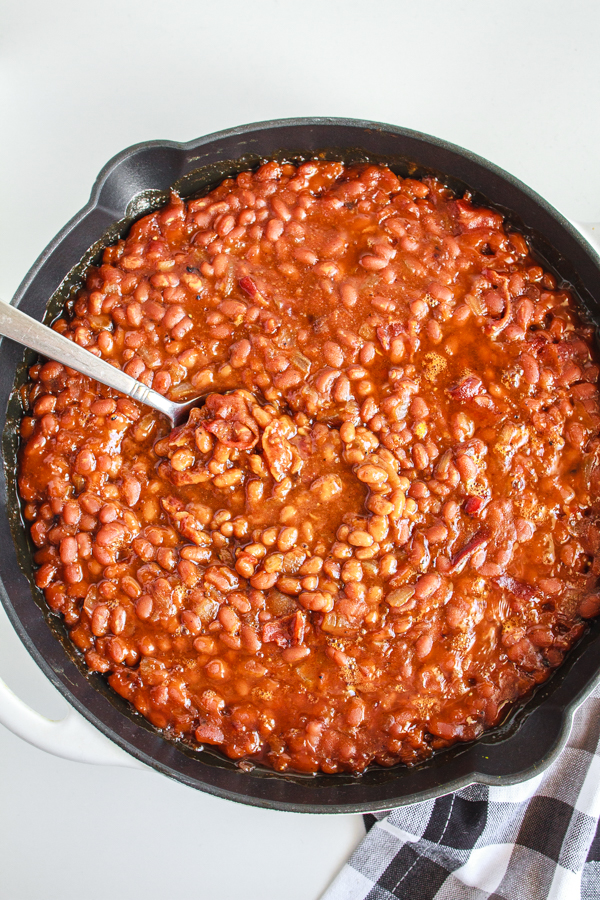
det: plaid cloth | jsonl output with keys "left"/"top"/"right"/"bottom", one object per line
{"left": 322, "top": 683, "right": 600, "bottom": 900}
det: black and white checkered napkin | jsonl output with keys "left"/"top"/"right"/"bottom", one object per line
{"left": 322, "top": 683, "right": 600, "bottom": 900}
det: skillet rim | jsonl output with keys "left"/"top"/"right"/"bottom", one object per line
{"left": 2, "top": 116, "right": 600, "bottom": 813}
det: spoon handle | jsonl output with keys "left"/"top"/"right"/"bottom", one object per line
{"left": 0, "top": 300, "right": 174, "bottom": 419}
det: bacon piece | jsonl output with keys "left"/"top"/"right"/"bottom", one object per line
{"left": 481, "top": 270, "right": 512, "bottom": 337}
{"left": 447, "top": 375, "right": 483, "bottom": 402}
{"left": 527, "top": 334, "right": 549, "bottom": 356}
{"left": 262, "top": 619, "right": 292, "bottom": 648}
{"left": 449, "top": 527, "right": 490, "bottom": 571}
{"left": 195, "top": 722, "right": 225, "bottom": 744}
{"left": 202, "top": 393, "right": 260, "bottom": 450}
{"left": 262, "top": 419, "right": 297, "bottom": 482}
{"left": 174, "top": 512, "right": 208, "bottom": 546}
{"left": 160, "top": 495, "right": 184, "bottom": 516}
{"left": 291, "top": 610, "right": 307, "bottom": 645}
{"left": 495, "top": 574, "right": 536, "bottom": 601}
{"left": 464, "top": 496, "right": 485, "bottom": 516}
{"left": 453, "top": 199, "right": 503, "bottom": 232}
{"left": 239, "top": 276, "right": 258, "bottom": 297}
{"left": 376, "top": 322, "right": 405, "bottom": 352}
{"left": 261, "top": 611, "right": 306, "bottom": 648}
{"left": 160, "top": 497, "right": 209, "bottom": 545}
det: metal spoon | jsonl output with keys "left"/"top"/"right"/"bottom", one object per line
{"left": 0, "top": 300, "right": 200, "bottom": 428}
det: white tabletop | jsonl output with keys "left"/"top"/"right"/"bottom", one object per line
{"left": 1, "top": 2, "right": 600, "bottom": 898}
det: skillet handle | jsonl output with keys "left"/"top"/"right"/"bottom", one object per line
{"left": 0, "top": 672, "right": 144, "bottom": 768}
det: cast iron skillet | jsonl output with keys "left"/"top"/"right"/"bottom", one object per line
{"left": 2, "top": 118, "right": 600, "bottom": 814}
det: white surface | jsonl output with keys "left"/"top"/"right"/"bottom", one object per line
{"left": 1, "top": 1, "right": 600, "bottom": 898}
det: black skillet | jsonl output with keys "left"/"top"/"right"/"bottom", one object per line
{"left": 1, "top": 118, "right": 600, "bottom": 813}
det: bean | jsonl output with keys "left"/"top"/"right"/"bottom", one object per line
{"left": 282, "top": 645, "right": 310, "bottom": 663}
{"left": 162, "top": 306, "right": 185, "bottom": 330}
{"left": 195, "top": 723, "right": 225, "bottom": 744}
{"left": 348, "top": 530, "right": 373, "bottom": 548}
{"left": 426, "top": 523, "right": 448, "bottom": 544}
{"left": 35, "top": 563, "right": 57, "bottom": 589}
{"left": 346, "top": 699, "right": 365, "bottom": 727}
{"left": 529, "top": 627, "right": 554, "bottom": 648}
{"left": 415, "top": 633, "right": 433, "bottom": 659}
{"left": 108, "top": 638, "right": 127, "bottom": 664}
{"left": 193, "top": 635, "right": 217, "bottom": 654}
{"left": 566, "top": 422, "right": 586, "bottom": 449}
{"left": 96, "top": 522, "right": 126, "bottom": 546}
{"left": 515, "top": 518, "right": 535, "bottom": 542}
{"left": 299, "top": 557, "right": 323, "bottom": 576}
{"left": 99, "top": 503, "right": 119, "bottom": 524}
{"left": 360, "top": 254, "right": 388, "bottom": 271}
{"left": 205, "top": 659, "right": 227, "bottom": 679}
{"left": 516, "top": 297, "right": 534, "bottom": 330}
{"left": 153, "top": 370, "right": 171, "bottom": 394}
{"left": 85, "top": 650, "right": 111, "bottom": 673}
{"left": 340, "top": 422, "right": 356, "bottom": 444}
{"left": 40, "top": 414, "right": 59, "bottom": 436}
{"left": 333, "top": 375, "right": 351, "bottom": 403}
{"left": 63, "top": 563, "right": 83, "bottom": 584}
{"left": 456, "top": 454, "right": 477, "bottom": 482}
{"left": 294, "top": 247, "right": 318, "bottom": 266}
{"left": 230, "top": 339, "right": 251, "bottom": 368}
{"left": 178, "top": 559, "right": 200, "bottom": 586}
{"left": 323, "top": 341, "right": 344, "bottom": 368}
{"left": 235, "top": 554, "right": 257, "bottom": 578}
{"left": 371, "top": 296, "right": 396, "bottom": 313}
{"left": 250, "top": 571, "right": 279, "bottom": 590}
{"left": 110, "top": 606, "right": 127, "bottom": 634}
{"left": 241, "top": 624, "right": 262, "bottom": 653}
{"left": 506, "top": 638, "right": 535, "bottom": 665}
{"left": 178, "top": 610, "right": 201, "bottom": 635}
{"left": 389, "top": 338, "right": 405, "bottom": 364}
{"left": 327, "top": 646, "right": 351, "bottom": 667}
{"left": 135, "top": 595, "right": 153, "bottom": 620}
{"left": 216, "top": 215, "right": 235, "bottom": 237}
{"left": 413, "top": 444, "right": 429, "bottom": 470}
{"left": 356, "top": 464, "right": 387, "bottom": 486}
{"left": 414, "top": 573, "right": 441, "bottom": 600}
{"left": 299, "top": 591, "right": 334, "bottom": 612}
{"left": 450, "top": 412, "right": 474, "bottom": 442}
{"left": 579, "top": 593, "right": 600, "bottom": 619}
{"left": 339, "top": 558, "right": 362, "bottom": 584}
{"left": 521, "top": 353, "right": 540, "bottom": 385}
{"left": 59, "top": 536, "right": 78, "bottom": 564}
{"left": 34, "top": 395, "right": 56, "bottom": 416}
{"left": 426, "top": 320, "right": 443, "bottom": 343}
{"left": 75, "top": 449, "right": 96, "bottom": 475}
{"left": 91, "top": 604, "right": 110, "bottom": 636}
{"left": 539, "top": 577, "right": 562, "bottom": 595}
{"left": 39, "top": 361, "right": 64, "bottom": 381}
{"left": 410, "top": 397, "right": 429, "bottom": 419}
{"left": 277, "top": 527, "right": 298, "bottom": 551}
{"left": 266, "top": 218, "right": 284, "bottom": 241}
{"left": 368, "top": 515, "right": 389, "bottom": 542}
{"left": 76, "top": 533, "right": 93, "bottom": 558}
{"left": 340, "top": 283, "right": 358, "bottom": 308}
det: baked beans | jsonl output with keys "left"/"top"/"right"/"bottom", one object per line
{"left": 17, "top": 161, "right": 600, "bottom": 773}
